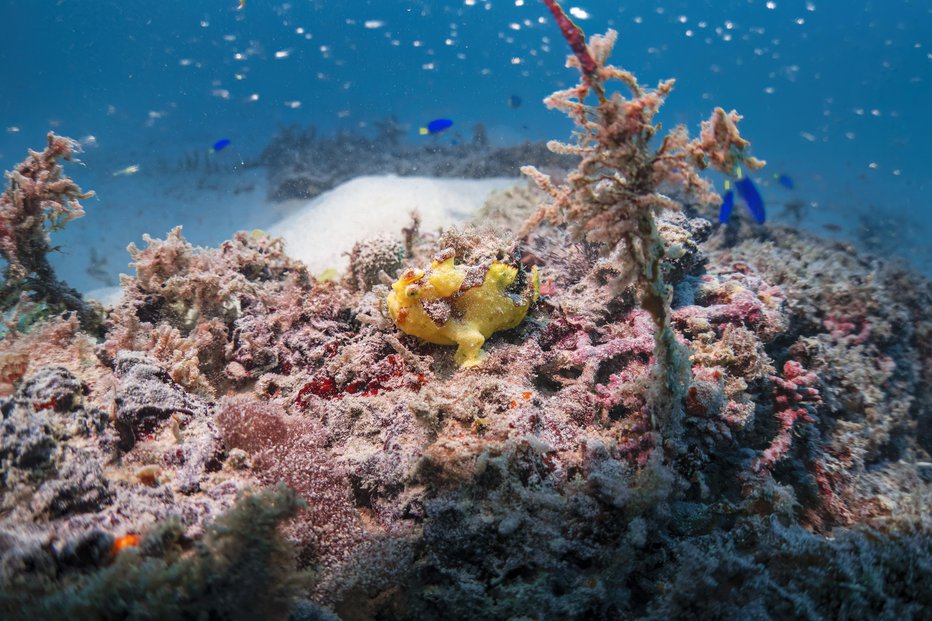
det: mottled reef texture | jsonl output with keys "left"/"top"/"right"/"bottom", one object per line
{"left": 2, "top": 21, "right": 930, "bottom": 621}
{"left": 1, "top": 183, "right": 929, "bottom": 619}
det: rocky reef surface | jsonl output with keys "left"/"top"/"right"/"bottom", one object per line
{"left": 1, "top": 10, "right": 929, "bottom": 617}
{"left": 0, "top": 180, "right": 929, "bottom": 619}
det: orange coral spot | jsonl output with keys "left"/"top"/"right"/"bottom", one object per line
{"left": 509, "top": 400, "right": 517, "bottom": 409}
{"left": 111, "top": 533, "right": 140, "bottom": 555}
{"left": 522, "top": 392, "right": 532, "bottom": 399}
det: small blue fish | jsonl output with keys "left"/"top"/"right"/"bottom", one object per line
{"left": 719, "top": 168, "right": 766, "bottom": 225}
{"left": 212, "top": 138, "right": 231, "bottom": 152}
{"left": 507, "top": 95, "right": 522, "bottom": 109}
{"left": 774, "top": 173, "right": 794, "bottom": 189}
{"left": 735, "top": 170, "right": 766, "bottom": 224}
{"left": 718, "top": 180, "right": 735, "bottom": 224}
{"left": 419, "top": 118, "right": 453, "bottom": 135}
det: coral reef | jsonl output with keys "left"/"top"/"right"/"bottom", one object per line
{"left": 1, "top": 10, "right": 929, "bottom": 621}
{"left": 0, "top": 159, "right": 926, "bottom": 619}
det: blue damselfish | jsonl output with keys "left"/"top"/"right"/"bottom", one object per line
{"left": 735, "top": 175, "right": 765, "bottom": 224}
{"left": 718, "top": 182, "right": 735, "bottom": 224}
{"left": 420, "top": 118, "right": 453, "bottom": 135}
{"left": 775, "top": 173, "right": 794, "bottom": 189}
{"left": 719, "top": 168, "right": 766, "bottom": 225}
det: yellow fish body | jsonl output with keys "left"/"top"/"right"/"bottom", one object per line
{"left": 387, "top": 252, "right": 538, "bottom": 367}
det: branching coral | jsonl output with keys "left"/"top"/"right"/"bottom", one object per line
{"left": 524, "top": 3, "right": 763, "bottom": 444}
{"left": 0, "top": 133, "right": 97, "bottom": 331}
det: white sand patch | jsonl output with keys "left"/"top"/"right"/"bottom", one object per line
{"left": 267, "top": 175, "right": 519, "bottom": 275}
{"left": 85, "top": 286, "right": 123, "bottom": 308}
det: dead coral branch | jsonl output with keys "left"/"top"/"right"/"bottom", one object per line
{"left": 524, "top": 21, "right": 762, "bottom": 443}
{"left": 0, "top": 133, "right": 96, "bottom": 330}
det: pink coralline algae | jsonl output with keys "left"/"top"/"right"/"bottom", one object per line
{"left": 756, "top": 360, "right": 822, "bottom": 471}
{"left": 823, "top": 313, "right": 872, "bottom": 345}
{"left": 674, "top": 261, "right": 787, "bottom": 342}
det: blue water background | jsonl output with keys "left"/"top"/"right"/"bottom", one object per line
{"left": 0, "top": 0, "right": 929, "bottom": 291}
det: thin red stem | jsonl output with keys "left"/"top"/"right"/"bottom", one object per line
{"left": 540, "top": 0, "right": 598, "bottom": 77}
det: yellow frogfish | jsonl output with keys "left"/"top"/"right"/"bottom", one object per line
{"left": 387, "top": 249, "right": 539, "bottom": 367}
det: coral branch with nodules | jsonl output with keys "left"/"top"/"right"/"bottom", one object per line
{"left": 756, "top": 360, "right": 822, "bottom": 471}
